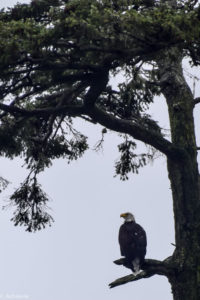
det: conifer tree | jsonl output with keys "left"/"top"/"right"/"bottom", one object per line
{"left": 0, "top": 1, "right": 200, "bottom": 298}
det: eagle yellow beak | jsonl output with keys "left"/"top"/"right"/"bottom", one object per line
{"left": 120, "top": 213, "right": 127, "bottom": 218}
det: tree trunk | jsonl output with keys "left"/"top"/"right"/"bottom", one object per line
{"left": 158, "top": 51, "right": 200, "bottom": 299}
{"left": 167, "top": 158, "right": 200, "bottom": 300}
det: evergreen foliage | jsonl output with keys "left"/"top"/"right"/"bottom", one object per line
{"left": 2, "top": 1, "right": 200, "bottom": 298}
{"left": 0, "top": 1, "right": 199, "bottom": 239}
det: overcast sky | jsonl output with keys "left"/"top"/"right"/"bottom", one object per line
{"left": 0, "top": 1, "right": 199, "bottom": 300}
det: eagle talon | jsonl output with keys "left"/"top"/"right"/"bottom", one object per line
{"left": 133, "top": 269, "right": 143, "bottom": 276}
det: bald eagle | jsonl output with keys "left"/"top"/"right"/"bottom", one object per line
{"left": 119, "top": 212, "right": 147, "bottom": 275}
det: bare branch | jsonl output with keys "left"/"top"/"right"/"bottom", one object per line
{"left": 109, "top": 257, "right": 174, "bottom": 288}
{"left": 193, "top": 97, "right": 200, "bottom": 106}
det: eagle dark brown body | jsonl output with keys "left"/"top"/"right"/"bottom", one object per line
{"left": 119, "top": 213, "right": 147, "bottom": 273}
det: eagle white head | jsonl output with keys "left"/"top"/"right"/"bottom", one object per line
{"left": 120, "top": 212, "right": 135, "bottom": 222}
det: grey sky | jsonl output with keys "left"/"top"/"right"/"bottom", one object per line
{"left": 0, "top": 1, "right": 199, "bottom": 300}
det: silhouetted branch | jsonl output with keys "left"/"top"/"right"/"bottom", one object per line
{"left": 109, "top": 257, "right": 174, "bottom": 288}
{"left": 193, "top": 97, "right": 200, "bottom": 106}
{"left": 88, "top": 106, "right": 186, "bottom": 161}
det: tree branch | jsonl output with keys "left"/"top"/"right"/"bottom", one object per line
{"left": 0, "top": 102, "right": 86, "bottom": 117}
{"left": 109, "top": 257, "right": 174, "bottom": 288}
{"left": 193, "top": 97, "right": 200, "bottom": 106}
{"left": 0, "top": 99, "right": 185, "bottom": 161}
{"left": 0, "top": 65, "right": 186, "bottom": 162}
{"left": 0, "top": 70, "right": 108, "bottom": 117}
{"left": 88, "top": 106, "right": 186, "bottom": 161}
{"left": 84, "top": 70, "right": 109, "bottom": 108}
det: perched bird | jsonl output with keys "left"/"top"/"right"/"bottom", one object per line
{"left": 118, "top": 212, "right": 147, "bottom": 275}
